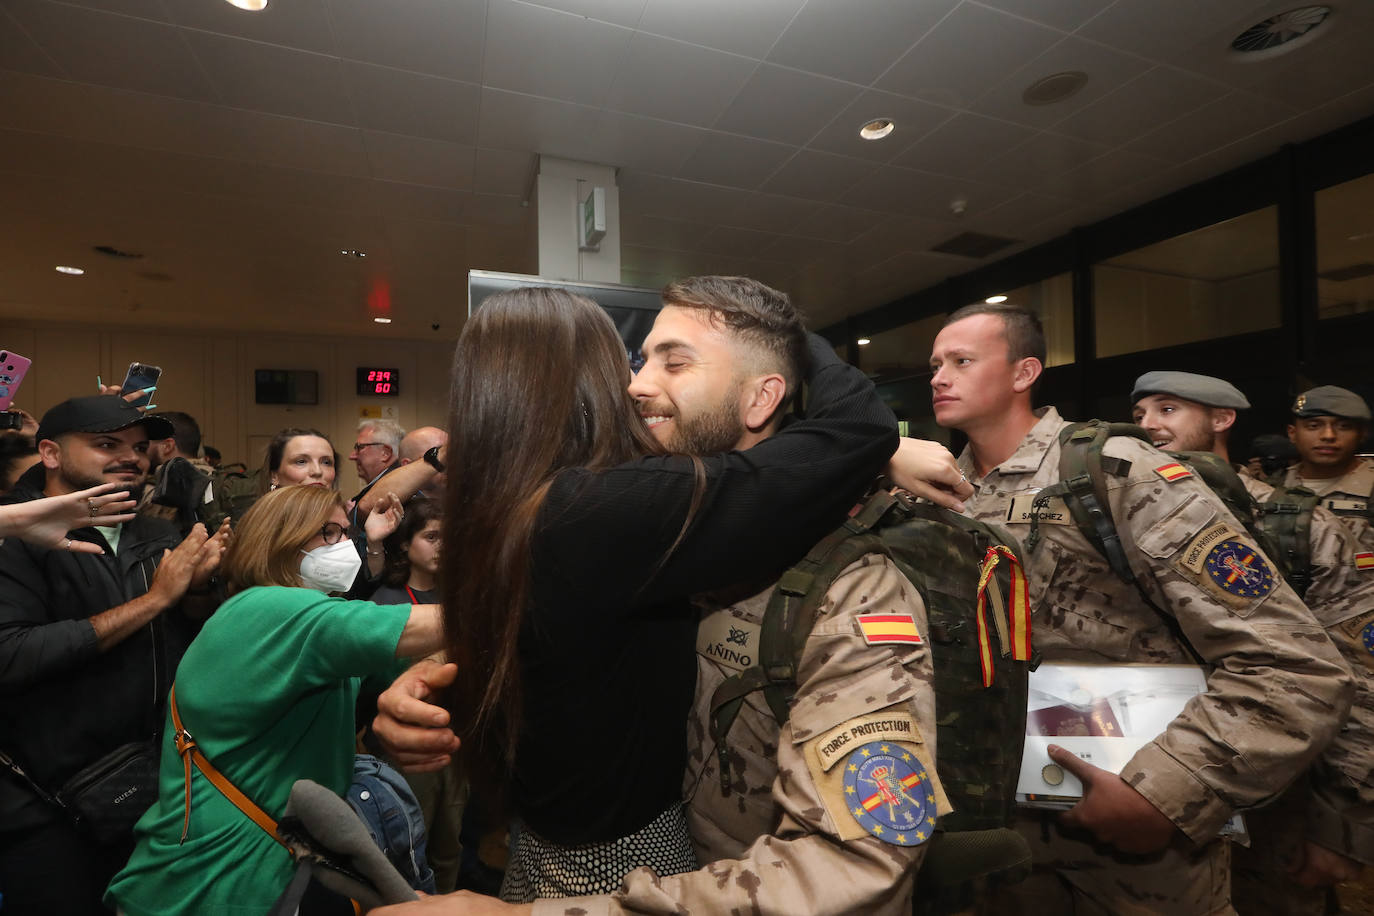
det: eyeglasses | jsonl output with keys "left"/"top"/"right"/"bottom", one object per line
{"left": 352, "top": 442, "right": 386, "bottom": 453}
{"left": 319, "top": 522, "right": 353, "bottom": 545}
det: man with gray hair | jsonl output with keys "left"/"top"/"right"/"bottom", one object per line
{"left": 349, "top": 418, "right": 405, "bottom": 519}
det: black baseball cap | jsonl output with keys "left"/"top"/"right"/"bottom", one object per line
{"left": 35, "top": 395, "right": 174, "bottom": 443}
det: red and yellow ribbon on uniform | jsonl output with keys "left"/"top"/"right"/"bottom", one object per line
{"left": 974, "top": 545, "right": 1032, "bottom": 687}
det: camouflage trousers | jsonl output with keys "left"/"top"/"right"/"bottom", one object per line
{"left": 979, "top": 809, "right": 1234, "bottom": 916}
{"left": 1231, "top": 786, "right": 1337, "bottom": 916}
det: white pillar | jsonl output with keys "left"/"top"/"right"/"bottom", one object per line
{"left": 535, "top": 156, "right": 621, "bottom": 283}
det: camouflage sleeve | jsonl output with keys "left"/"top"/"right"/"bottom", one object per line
{"left": 1106, "top": 439, "right": 1356, "bottom": 844}
{"left": 1302, "top": 507, "right": 1374, "bottom": 863}
{"left": 531, "top": 555, "right": 942, "bottom": 916}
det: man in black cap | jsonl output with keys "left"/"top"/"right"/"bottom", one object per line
{"left": 1279, "top": 385, "right": 1374, "bottom": 547}
{"left": 0, "top": 395, "right": 229, "bottom": 915}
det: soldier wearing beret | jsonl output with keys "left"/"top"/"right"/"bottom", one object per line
{"left": 1278, "top": 386, "right": 1374, "bottom": 547}
{"left": 1131, "top": 371, "right": 1374, "bottom": 913}
{"left": 928, "top": 304, "right": 1353, "bottom": 915}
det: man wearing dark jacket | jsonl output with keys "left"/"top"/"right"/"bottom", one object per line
{"left": 0, "top": 396, "right": 227, "bottom": 915}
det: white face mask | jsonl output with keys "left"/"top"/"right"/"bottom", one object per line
{"left": 299, "top": 540, "right": 362, "bottom": 593}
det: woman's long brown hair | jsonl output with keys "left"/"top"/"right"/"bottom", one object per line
{"left": 441, "top": 287, "right": 667, "bottom": 808}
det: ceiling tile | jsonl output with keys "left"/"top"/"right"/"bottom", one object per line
{"left": 636, "top": 0, "right": 805, "bottom": 58}
{"left": 972, "top": 0, "right": 1113, "bottom": 32}
{"left": 0, "top": 6, "right": 62, "bottom": 78}
{"left": 362, "top": 131, "right": 475, "bottom": 189}
{"left": 759, "top": 149, "right": 875, "bottom": 202}
{"left": 520, "top": 0, "right": 648, "bottom": 29}
{"left": 878, "top": 3, "right": 1061, "bottom": 108}
{"left": 788, "top": 203, "right": 887, "bottom": 243}
{"left": 618, "top": 171, "right": 755, "bottom": 224}
{"left": 475, "top": 148, "right": 537, "bottom": 197}
{"left": 477, "top": 87, "right": 596, "bottom": 154}
{"left": 463, "top": 192, "right": 536, "bottom": 230}
{"left": 972, "top": 131, "right": 1108, "bottom": 189}
{"left": 695, "top": 225, "right": 779, "bottom": 258}
{"left": 8, "top": 0, "right": 216, "bottom": 101}
{"left": 325, "top": 0, "right": 486, "bottom": 83}
{"left": 604, "top": 32, "right": 757, "bottom": 127}
{"left": 714, "top": 64, "right": 861, "bottom": 145}
{"left": 483, "top": 0, "right": 633, "bottom": 106}
{"left": 1075, "top": 0, "right": 1263, "bottom": 61}
{"left": 721, "top": 192, "right": 823, "bottom": 233}
{"left": 1126, "top": 91, "right": 1297, "bottom": 163}
{"left": 55, "top": 0, "right": 171, "bottom": 19}
{"left": 845, "top": 166, "right": 1015, "bottom": 220}
{"left": 619, "top": 212, "right": 717, "bottom": 252}
{"left": 183, "top": 31, "right": 353, "bottom": 122}
{"left": 168, "top": 0, "right": 336, "bottom": 55}
{"left": 1051, "top": 66, "right": 1227, "bottom": 146}
{"left": 362, "top": 180, "right": 472, "bottom": 223}
{"left": 676, "top": 132, "right": 794, "bottom": 189}
{"left": 1040, "top": 148, "right": 1171, "bottom": 198}
{"left": 346, "top": 62, "right": 481, "bottom": 144}
{"left": 756, "top": 233, "right": 836, "bottom": 263}
{"left": 767, "top": 0, "right": 958, "bottom": 85}
{"left": 1199, "top": 25, "right": 1374, "bottom": 111}
{"left": 891, "top": 112, "right": 1036, "bottom": 177}
{"left": 807, "top": 89, "right": 952, "bottom": 161}
{"left": 583, "top": 110, "right": 708, "bottom": 174}
{"left": 971, "top": 35, "right": 1153, "bottom": 128}
{"left": 961, "top": 191, "right": 1075, "bottom": 237}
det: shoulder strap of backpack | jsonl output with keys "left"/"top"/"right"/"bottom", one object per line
{"left": 706, "top": 491, "right": 896, "bottom": 793}
{"left": 1256, "top": 486, "right": 1321, "bottom": 598}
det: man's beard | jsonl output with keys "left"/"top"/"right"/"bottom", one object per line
{"left": 1155, "top": 414, "right": 1214, "bottom": 453}
{"left": 667, "top": 384, "right": 748, "bottom": 457}
{"left": 61, "top": 459, "right": 146, "bottom": 501}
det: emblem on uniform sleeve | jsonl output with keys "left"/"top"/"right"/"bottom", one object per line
{"left": 1203, "top": 540, "right": 1276, "bottom": 599}
{"left": 1361, "top": 621, "right": 1374, "bottom": 657}
{"left": 842, "top": 741, "right": 935, "bottom": 846}
{"left": 1355, "top": 551, "right": 1374, "bottom": 571}
{"left": 1153, "top": 462, "right": 1193, "bottom": 483}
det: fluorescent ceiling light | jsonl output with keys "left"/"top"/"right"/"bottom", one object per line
{"left": 856, "top": 337, "right": 872, "bottom": 346}
{"left": 985, "top": 295, "right": 1008, "bottom": 303}
{"left": 55, "top": 265, "right": 84, "bottom": 275}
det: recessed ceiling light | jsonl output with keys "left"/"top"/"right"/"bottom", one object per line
{"left": 856, "top": 337, "right": 872, "bottom": 346}
{"left": 341, "top": 249, "right": 367, "bottom": 259}
{"left": 224, "top": 0, "right": 268, "bottom": 10}
{"left": 985, "top": 295, "right": 1008, "bottom": 304}
{"left": 55, "top": 265, "right": 84, "bottom": 275}
{"left": 373, "top": 317, "right": 392, "bottom": 324}
{"left": 859, "top": 119, "right": 895, "bottom": 141}
{"left": 1022, "top": 71, "right": 1088, "bottom": 106}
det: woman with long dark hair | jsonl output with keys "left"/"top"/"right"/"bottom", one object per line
{"left": 439, "top": 286, "right": 898, "bottom": 899}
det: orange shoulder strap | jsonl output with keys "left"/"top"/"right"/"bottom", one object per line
{"left": 169, "top": 684, "right": 287, "bottom": 851}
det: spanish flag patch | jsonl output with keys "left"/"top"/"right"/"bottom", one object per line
{"left": 1154, "top": 462, "right": 1193, "bottom": 482}
{"left": 856, "top": 613, "right": 923, "bottom": 646}
{"left": 1356, "top": 552, "right": 1374, "bottom": 571}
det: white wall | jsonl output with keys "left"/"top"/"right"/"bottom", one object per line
{"left": 0, "top": 319, "right": 453, "bottom": 483}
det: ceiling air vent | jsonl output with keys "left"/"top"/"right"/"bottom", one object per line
{"left": 930, "top": 232, "right": 1018, "bottom": 259}
{"left": 92, "top": 245, "right": 144, "bottom": 259}
{"left": 1230, "top": 6, "right": 1330, "bottom": 59}
{"left": 1318, "top": 262, "right": 1374, "bottom": 282}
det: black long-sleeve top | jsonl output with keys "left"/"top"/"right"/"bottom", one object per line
{"left": 514, "top": 334, "right": 897, "bottom": 844}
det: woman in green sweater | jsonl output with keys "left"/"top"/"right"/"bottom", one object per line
{"left": 106, "top": 485, "right": 443, "bottom": 915}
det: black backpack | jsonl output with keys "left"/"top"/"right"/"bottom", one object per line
{"left": 708, "top": 488, "right": 1034, "bottom": 914}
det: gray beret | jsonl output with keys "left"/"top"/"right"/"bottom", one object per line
{"left": 1132, "top": 371, "right": 1251, "bottom": 409}
{"left": 1292, "top": 385, "right": 1371, "bottom": 421}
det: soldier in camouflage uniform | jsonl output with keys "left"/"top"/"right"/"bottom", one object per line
{"left": 370, "top": 277, "right": 972, "bottom": 916}
{"left": 927, "top": 304, "right": 1354, "bottom": 916}
{"left": 1278, "top": 386, "right": 1374, "bottom": 549}
{"left": 1131, "top": 371, "right": 1374, "bottom": 911}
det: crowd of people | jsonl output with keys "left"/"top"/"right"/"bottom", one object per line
{"left": 0, "top": 276, "right": 1370, "bottom": 915}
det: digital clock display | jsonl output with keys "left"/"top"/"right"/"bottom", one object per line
{"left": 357, "top": 367, "right": 400, "bottom": 396}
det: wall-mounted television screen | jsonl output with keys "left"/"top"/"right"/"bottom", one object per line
{"left": 255, "top": 369, "right": 319, "bottom": 405}
{"left": 468, "top": 270, "right": 662, "bottom": 370}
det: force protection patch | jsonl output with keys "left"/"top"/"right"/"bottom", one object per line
{"left": 1362, "top": 621, "right": 1374, "bottom": 657}
{"left": 1203, "top": 540, "right": 1276, "bottom": 600}
{"left": 842, "top": 741, "right": 936, "bottom": 846}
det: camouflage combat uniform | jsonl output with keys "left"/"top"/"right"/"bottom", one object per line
{"left": 531, "top": 553, "right": 947, "bottom": 916}
{"left": 1278, "top": 457, "right": 1374, "bottom": 549}
{"left": 1231, "top": 475, "right": 1374, "bottom": 915}
{"left": 959, "top": 407, "right": 1354, "bottom": 916}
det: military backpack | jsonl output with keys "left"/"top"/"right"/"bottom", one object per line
{"left": 707, "top": 487, "right": 1034, "bottom": 914}
{"left": 1029, "top": 420, "right": 1323, "bottom": 600}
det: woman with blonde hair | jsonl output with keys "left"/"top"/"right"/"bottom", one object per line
{"left": 107, "top": 484, "right": 442, "bottom": 915}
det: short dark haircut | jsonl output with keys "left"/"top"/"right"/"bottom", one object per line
{"left": 203, "top": 446, "right": 221, "bottom": 461}
{"left": 661, "top": 276, "right": 811, "bottom": 403}
{"left": 152, "top": 410, "right": 202, "bottom": 457}
{"left": 0, "top": 433, "right": 37, "bottom": 493}
{"left": 943, "top": 303, "right": 1046, "bottom": 366}
{"left": 383, "top": 497, "right": 443, "bottom": 587}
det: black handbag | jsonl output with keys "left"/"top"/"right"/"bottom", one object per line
{"left": 1, "top": 740, "right": 160, "bottom": 845}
